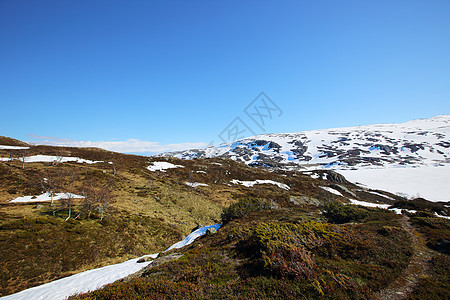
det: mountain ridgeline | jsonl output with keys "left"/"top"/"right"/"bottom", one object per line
{"left": 162, "top": 115, "right": 450, "bottom": 170}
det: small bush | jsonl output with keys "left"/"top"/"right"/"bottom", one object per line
{"left": 221, "top": 197, "right": 270, "bottom": 224}
{"left": 324, "top": 202, "right": 368, "bottom": 224}
{"left": 247, "top": 222, "right": 338, "bottom": 279}
{"left": 410, "top": 216, "right": 450, "bottom": 254}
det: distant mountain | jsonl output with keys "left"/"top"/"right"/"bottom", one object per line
{"left": 162, "top": 115, "right": 450, "bottom": 170}
{"left": 0, "top": 136, "right": 30, "bottom": 147}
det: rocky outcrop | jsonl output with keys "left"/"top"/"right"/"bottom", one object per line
{"left": 325, "top": 171, "right": 347, "bottom": 183}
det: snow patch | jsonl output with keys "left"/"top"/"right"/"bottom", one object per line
{"left": 320, "top": 186, "right": 343, "bottom": 196}
{"left": 9, "top": 192, "right": 84, "bottom": 203}
{"left": 366, "top": 191, "right": 396, "bottom": 201}
{"left": 165, "top": 224, "right": 221, "bottom": 252}
{"left": 147, "top": 161, "right": 184, "bottom": 172}
{"left": 0, "top": 145, "right": 29, "bottom": 150}
{"left": 435, "top": 212, "right": 450, "bottom": 219}
{"left": 348, "top": 199, "right": 391, "bottom": 209}
{"left": 185, "top": 182, "right": 209, "bottom": 188}
{"left": 230, "top": 179, "right": 290, "bottom": 190}
{"left": 349, "top": 199, "right": 446, "bottom": 216}
{"left": 0, "top": 155, "right": 102, "bottom": 164}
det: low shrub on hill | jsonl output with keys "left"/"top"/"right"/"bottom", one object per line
{"left": 221, "top": 197, "right": 271, "bottom": 224}
{"left": 248, "top": 221, "right": 336, "bottom": 279}
{"left": 323, "top": 202, "right": 369, "bottom": 223}
{"left": 410, "top": 215, "right": 450, "bottom": 254}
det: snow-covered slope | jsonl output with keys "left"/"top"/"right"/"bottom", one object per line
{"left": 162, "top": 115, "right": 450, "bottom": 170}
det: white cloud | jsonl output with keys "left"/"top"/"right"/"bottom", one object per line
{"left": 27, "top": 135, "right": 207, "bottom": 154}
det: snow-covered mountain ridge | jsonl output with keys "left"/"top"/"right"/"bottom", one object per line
{"left": 162, "top": 115, "right": 450, "bottom": 170}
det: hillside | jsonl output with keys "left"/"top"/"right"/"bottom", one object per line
{"left": 0, "top": 136, "right": 449, "bottom": 299}
{"left": 71, "top": 191, "right": 449, "bottom": 299}
{"left": 0, "top": 142, "right": 231, "bottom": 296}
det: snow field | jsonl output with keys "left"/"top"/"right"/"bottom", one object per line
{"left": 338, "top": 165, "right": 450, "bottom": 202}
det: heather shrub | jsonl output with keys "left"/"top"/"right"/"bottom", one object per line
{"left": 249, "top": 221, "right": 338, "bottom": 279}
{"left": 221, "top": 197, "right": 271, "bottom": 224}
{"left": 410, "top": 216, "right": 450, "bottom": 254}
{"left": 324, "top": 202, "right": 368, "bottom": 223}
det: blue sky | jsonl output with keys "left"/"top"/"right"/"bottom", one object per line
{"left": 1, "top": 0, "right": 449, "bottom": 153}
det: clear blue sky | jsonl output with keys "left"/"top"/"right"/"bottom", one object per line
{"left": 1, "top": 0, "right": 449, "bottom": 153}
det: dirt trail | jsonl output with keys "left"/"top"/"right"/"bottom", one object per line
{"left": 374, "top": 215, "right": 432, "bottom": 300}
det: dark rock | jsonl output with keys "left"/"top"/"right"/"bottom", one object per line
{"left": 437, "top": 141, "right": 450, "bottom": 148}
{"left": 431, "top": 239, "right": 450, "bottom": 255}
{"left": 137, "top": 256, "right": 155, "bottom": 263}
{"left": 373, "top": 144, "right": 397, "bottom": 155}
{"left": 325, "top": 171, "right": 347, "bottom": 183}
{"left": 402, "top": 143, "right": 425, "bottom": 153}
{"left": 123, "top": 253, "right": 184, "bottom": 281}
{"left": 251, "top": 140, "right": 268, "bottom": 147}
{"left": 206, "top": 227, "right": 217, "bottom": 235}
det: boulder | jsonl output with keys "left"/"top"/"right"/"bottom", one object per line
{"left": 137, "top": 256, "right": 154, "bottom": 263}
{"left": 325, "top": 170, "right": 347, "bottom": 183}
{"left": 206, "top": 227, "right": 217, "bottom": 236}
{"left": 289, "top": 196, "right": 321, "bottom": 206}
{"left": 123, "top": 253, "right": 184, "bottom": 281}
